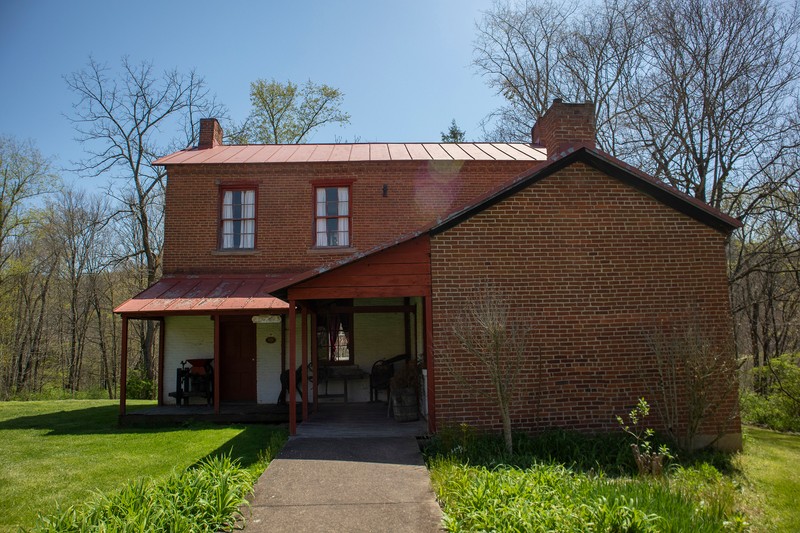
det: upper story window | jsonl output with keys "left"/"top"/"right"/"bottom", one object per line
{"left": 220, "top": 188, "right": 256, "bottom": 249}
{"left": 315, "top": 186, "right": 350, "bottom": 247}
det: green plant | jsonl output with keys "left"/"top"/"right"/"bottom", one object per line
{"left": 741, "top": 354, "right": 800, "bottom": 432}
{"left": 617, "top": 398, "right": 672, "bottom": 476}
{"left": 33, "top": 454, "right": 257, "bottom": 532}
{"left": 126, "top": 369, "right": 154, "bottom": 400}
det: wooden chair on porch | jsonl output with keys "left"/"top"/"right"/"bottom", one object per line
{"left": 370, "top": 353, "right": 410, "bottom": 402}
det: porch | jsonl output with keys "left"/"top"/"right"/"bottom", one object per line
{"left": 119, "top": 402, "right": 302, "bottom": 426}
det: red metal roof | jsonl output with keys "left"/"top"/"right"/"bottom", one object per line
{"left": 114, "top": 275, "right": 291, "bottom": 317}
{"left": 153, "top": 142, "right": 546, "bottom": 165}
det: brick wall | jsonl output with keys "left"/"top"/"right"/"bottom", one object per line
{"left": 162, "top": 160, "right": 537, "bottom": 275}
{"left": 532, "top": 100, "right": 596, "bottom": 157}
{"left": 430, "top": 161, "right": 740, "bottom": 448}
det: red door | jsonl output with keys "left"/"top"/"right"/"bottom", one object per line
{"left": 220, "top": 318, "right": 257, "bottom": 402}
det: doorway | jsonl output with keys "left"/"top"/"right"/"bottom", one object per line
{"left": 219, "top": 317, "right": 257, "bottom": 402}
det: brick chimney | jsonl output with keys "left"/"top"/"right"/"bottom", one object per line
{"left": 198, "top": 118, "right": 223, "bottom": 149}
{"left": 531, "top": 100, "right": 596, "bottom": 158}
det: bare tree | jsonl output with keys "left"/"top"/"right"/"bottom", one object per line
{"left": 65, "top": 57, "right": 224, "bottom": 379}
{"left": 448, "top": 282, "right": 532, "bottom": 454}
{"left": 474, "top": 0, "right": 800, "bottom": 409}
{"left": 46, "top": 188, "right": 109, "bottom": 394}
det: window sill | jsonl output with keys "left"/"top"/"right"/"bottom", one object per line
{"left": 210, "top": 249, "right": 261, "bottom": 256}
{"left": 307, "top": 246, "right": 357, "bottom": 255}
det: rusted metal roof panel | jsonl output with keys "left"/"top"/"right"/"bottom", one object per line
{"left": 349, "top": 144, "right": 371, "bottom": 160}
{"left": 422, "top": 144, "right": 452, "bottom": 160}
{"left": 387, "top": 144, "right": 412, "bottom": 160}
{"left": 369, "top": 144, "right": 390, "bottom": 160}
{"left": 155, "top": 143, "right": 545, "bottom": 165}
{"left": 473, "top": 144, "right": 516, "bottom": 160}
{"left": 440, "top": 144, "right": 471, "bottom": 160}
{"left": 114, "top": 276, "right": 290, "bottom": 316}
{"left": 405, "top": 144, "right": 433, "bottom": 160}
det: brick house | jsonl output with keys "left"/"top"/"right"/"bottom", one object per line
{"left": 115, "top": 100, "right": 742, "bottom": 449}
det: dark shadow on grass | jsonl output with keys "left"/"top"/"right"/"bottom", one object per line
{"left": 192, "top": 424, "right": 288, "bottom": 471}
{"left": 0, "top": 404, "right": 237, "bottom": 436}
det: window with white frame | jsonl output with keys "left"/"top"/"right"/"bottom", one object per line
{"left": 220, "top": 188, "right": 255, "bottom": 249}
{"left": 315, "top": 186, "right": 350, "bottom": 247}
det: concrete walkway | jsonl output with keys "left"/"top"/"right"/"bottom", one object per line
{"left": 245, "top": 404, "right": 443, "bottom": 533}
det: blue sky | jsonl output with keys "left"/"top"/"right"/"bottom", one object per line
{"left": 0, "top": 0, "right": 506, "bottom": 188}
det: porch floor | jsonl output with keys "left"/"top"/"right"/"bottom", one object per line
{"left": 296, "top": 402, "right": 429, "bottom": 438}
{"left": 119, "top": 402, "right": 300, "bottom": 426}
{"left": 119, "top": 401, "right": 429, "bottom": 436}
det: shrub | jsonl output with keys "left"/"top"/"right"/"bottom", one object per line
{"left": 33, "top": 454, "right": 257, "bottom": 532}
{"left": 426, "top": 431, "right": 747, "bottom": 532}
{"left": 125, "top": 370, "right": 154, "bottom": 400}
{"left": 741, "top": 354, "right": 800, "bottom": 432}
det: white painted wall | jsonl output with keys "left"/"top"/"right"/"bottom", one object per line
{"left": 161, "top": 300, "right": 420, "bottom": 406}
{"left": 162, "top": 316, "right": 214, "bottom": 405}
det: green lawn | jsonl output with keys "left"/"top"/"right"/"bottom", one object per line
{"left": 738, "top": 426, "right": 800, "bottom": 532}
{"left": 0, "top": 400, "right": 286, "bottom": 532}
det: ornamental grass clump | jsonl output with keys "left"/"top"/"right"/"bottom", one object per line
{"left": 33, "top": 454, "right": 257, "bottom": 533}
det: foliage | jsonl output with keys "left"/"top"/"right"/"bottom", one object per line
{"left": 32, "top": 454, "right": 256, "bottom": 533}
{"left": 0, "top": 400, "right": 287, "bottom": 532}
{"left": 239, "top": 79, "right": 350, "bottom": 144}
{"left": 125, "top": 369, "right": 154, "bottom": 400}
{"left": 441, "top": 119, "right": 466, "bottom": 142}
{"left": 740, "top": 353, "right": 800, "bottom": 432}
{"left": 426, "top": 430, "right": 746, "bottom": 532}
{"left": 617, "top": 398, "right": 673, "bottom": 475}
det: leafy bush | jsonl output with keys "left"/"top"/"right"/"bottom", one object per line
{"left": 741, "top": 354, "right": 800, "bottom": 432}
{"left": 33, "top": 454, "right": 257, "bottom": 532}
{"left": 425, "top": 430, "right": 746, "bottom": 532}
{"left": 125, "top": 370, "right": 154, "bottom": 400}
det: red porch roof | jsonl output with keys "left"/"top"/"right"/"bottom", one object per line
{"left": 114, "top": 275, "right": 290, "bottom": 317}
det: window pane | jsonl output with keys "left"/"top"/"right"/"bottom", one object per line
{"left": 221, "top": 188, "right": 255, "bottom": 249}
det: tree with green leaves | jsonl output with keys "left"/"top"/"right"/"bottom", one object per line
{"left": 441, "top": 119, "right": 466, "bottom": 142}
{"left": 240, "top": 79, "right": 350, "bottom": 144}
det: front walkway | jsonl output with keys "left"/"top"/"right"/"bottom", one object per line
{"left": 245, "top": 403, "right": 442, "bottom": 532}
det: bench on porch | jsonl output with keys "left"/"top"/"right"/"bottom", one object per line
{"left": 168, "top": 358, "right": 214, "bottom": 406}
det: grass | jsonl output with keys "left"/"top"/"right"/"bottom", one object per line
{"left": 425, "top": 428, "right": 746, "bottom": 532}
{"left": 0, "top": 400, "right": 287, "bottom": 532}
{"left": 736, "top": 426, "right": 800, "bottom": 532}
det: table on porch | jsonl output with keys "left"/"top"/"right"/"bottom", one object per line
{"left": 318, "top": 366, "right": 369, "bottom": 402}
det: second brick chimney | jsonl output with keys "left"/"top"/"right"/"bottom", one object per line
{"left": 198, "top": 118, "right": 223, "bottom": 149}
{"left": 532, "top": 100, "right": 596, "bottom": 158}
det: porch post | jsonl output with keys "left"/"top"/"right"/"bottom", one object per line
{"left": 157, "top": 318, "right": 165, "bottom": 406}
{"left": 213, "top": 314, "right": 220, "bottom": 415}
{"left": 301, "top": 304, "right": 309, "bottom": 421}
{"left": 119, "top": 316, "right": 128, "bottom": 417}
{"left": 288, "top": 299, "right": 297, "bottom": 435}
{"left": 424, "top": 294, "right": 436, "bottom": 433}
{"left": 311, "top": 312, "right": 318, "bottom": 413}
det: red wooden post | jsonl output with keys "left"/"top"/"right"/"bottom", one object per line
{"left": 301, "top": 304, "right": 308, "bottom": 421}
{"left": 213, "top": 314, "right": 220, "bottom": 415}
{"left": 119, "top": 316, "right": 128, "bottom": 417}
{"left": 311, "top": 312, "right": 318, "bottom": 413}
{"left": 424, "top": 294, "right": 436, "bottom": 433}
{"left": 288, "top": 300, "right": 297, "bottom": 435}
{"left": 157, "top": 318, "right": 165, "bottom": 406}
